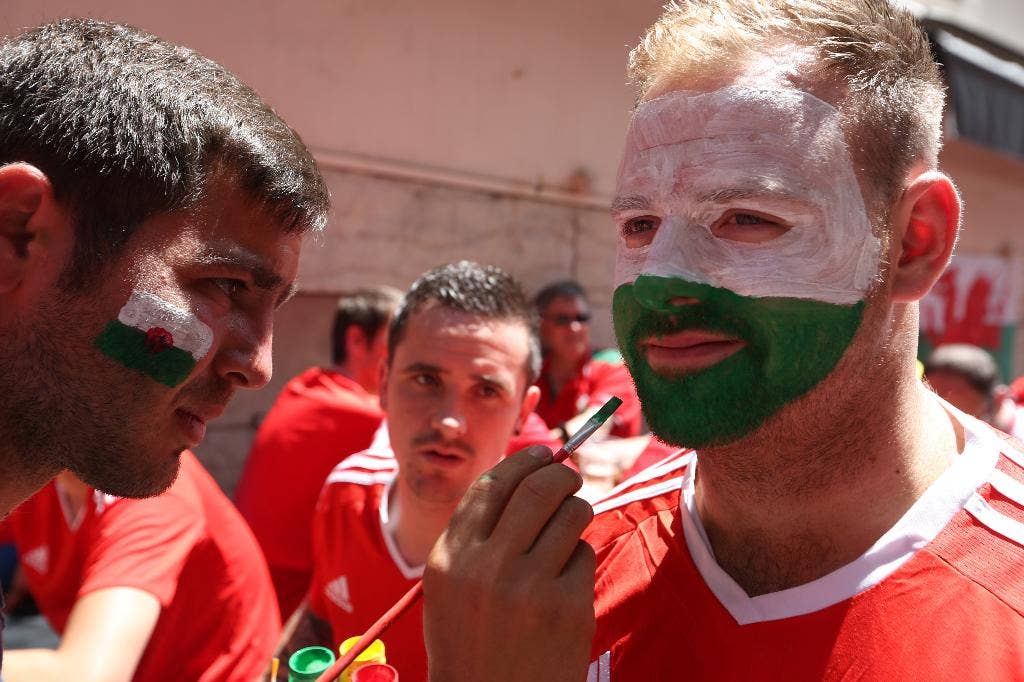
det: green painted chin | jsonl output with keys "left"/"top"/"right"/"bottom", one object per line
{"left": 614, "top": 276, "right": 864, "bottom": 448}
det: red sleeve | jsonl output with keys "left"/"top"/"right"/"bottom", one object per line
{"left": 306, "top": 488, "right": 330, "bottom": 620}
{"left": 78, "top": 495, "right": 204, "bottom": 607}
{"left": 587, "top": 361, "right": 643, "bottom": 438}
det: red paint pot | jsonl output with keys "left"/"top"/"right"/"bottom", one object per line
{"left": 351, "top": 663, "right": 399, "bottom": 682}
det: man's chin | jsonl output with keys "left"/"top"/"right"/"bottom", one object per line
{"left": 74, "top": 447, "right": 184, "bottom": 499}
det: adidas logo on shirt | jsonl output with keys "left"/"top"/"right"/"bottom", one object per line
{"left": 326, "top": 575, "right": 354, "bottom": 614}
{"left": 23, "top": 545, "right": 49, "bottom": 574}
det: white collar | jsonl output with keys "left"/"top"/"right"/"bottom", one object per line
{"left": 679, "top": 398, "right": 1001, "bottom": 624}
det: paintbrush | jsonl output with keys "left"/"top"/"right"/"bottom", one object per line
{"left": 314, "top": 397, "right": 623, "bottom": 682}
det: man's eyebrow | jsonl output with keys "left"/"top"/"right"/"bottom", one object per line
{"left": 401, "top": 362, "right": 444, "bottom": 375}
{"left": 195, "top": 247, "right": 285, "bottom": 291}
{"left": 610, "top": 195, "right": 652, "bottom": 214}
{"left": 474, "top": 373, "right": 512, "bottom": 392}
{"left": 695, "top": 183, "right": 809, "bottom": 205}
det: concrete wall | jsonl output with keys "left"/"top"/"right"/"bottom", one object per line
{"left": 5, "top": 2, "right": 1024, "bottom": 493}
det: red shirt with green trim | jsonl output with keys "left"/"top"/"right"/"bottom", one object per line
{"left": 235, "top": 366, "right": 383, "bottom": 619}
{"left": 536, "top": 351, "right": 642, "bottom": 438}
{"left": 583, "top": 405, "right": 1024, "bottom": 681}
{"left": 2, "top": 451, "right": 279, "bottom": 682}
{"left": 307, "top": 447, "right": 427, "bottom": 682}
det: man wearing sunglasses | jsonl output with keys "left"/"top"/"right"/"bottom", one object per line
{"left": 533, "top": 280, "right": 641, "bottom": 442}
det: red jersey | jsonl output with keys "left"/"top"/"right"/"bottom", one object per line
{"left": 583, "top": 409, "right": 1024, "bottom": 680}
{"left": 235, "top": 366, "right": 383, "bottom": 618}
{"left": 4, "top": 451, "right": 279, "bottom": 682}
{"left": 308, "top": 447, "right": 427, "bottom": 682}
{"left": 536, "top": 352, "right": 642, "bottom": 438}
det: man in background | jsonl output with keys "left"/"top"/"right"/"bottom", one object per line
{"left": 236, "top": 286, "right": 402, "bottom": 619}
{"left": 924, "top": 342, "right": 1024, "bottom": 439}
{"left": 533, "top": 280, "right": 641, "bottom": 440}
{"left": 278, "top": 262, "right": 541, "bottom": 682}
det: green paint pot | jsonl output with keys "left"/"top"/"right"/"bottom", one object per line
{"left": 288, "top": 646, "right": 336, "bottom": 681}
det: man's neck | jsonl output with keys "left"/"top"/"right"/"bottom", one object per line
{"left": 694, "top": 358, "right": 958, "bottom": 597}
{"left": 334, "top": 362, "right": 378, "bottom": 396}
{"left": 544, "top": 354, "right": 585, "bottom": 398}
{"left": 54, "top": 470, "right": 91, "bottom": 519}
{"left": 386, "top": 479, "right": 457, "bottom": 569}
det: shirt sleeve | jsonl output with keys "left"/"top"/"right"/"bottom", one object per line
{"left": 306, "top": 487, "right": 331, "bottom": 621}
{"left": 78, "top": 494, "right": 205, "bottom": 608}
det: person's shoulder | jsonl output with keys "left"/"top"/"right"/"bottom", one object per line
{"left": 928, "top": 420, "right": 1024, "bottom": 615}
{"left": 319, "top": 447, "right": 397, "bottom": 504}
{"left": 583, "top": 449, "right": 692, "bottom": 551}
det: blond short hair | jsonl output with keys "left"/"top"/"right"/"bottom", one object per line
{"left": 629, "top": 0, "right": 945, "bottom": 208}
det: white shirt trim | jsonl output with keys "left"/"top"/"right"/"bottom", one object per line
{"left": 379, "top": 476, "right": 425, "bottom": 581}
{"left": 679, "top": 401, "right": 1000, "bottom": 625}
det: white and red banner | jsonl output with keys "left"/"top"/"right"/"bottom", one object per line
{"left": 920, "top": 253, "right": 1023, "bottom": 360}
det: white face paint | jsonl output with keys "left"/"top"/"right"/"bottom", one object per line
{"left": 118, "top": 290, "right": 213, "bottom": 360}
{"left": 613, "top": 86, "right": 880, "bottom": 305}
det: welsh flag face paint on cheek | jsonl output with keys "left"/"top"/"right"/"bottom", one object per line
{"left": 613, "top": 276, "right": 864, "bottom": 448}
{"left": 95, "top": 291, "right": 213, "bottom": 388}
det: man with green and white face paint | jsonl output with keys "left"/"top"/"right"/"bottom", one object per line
{"left": 422, "top": 2, "right": 1024, "bottom": 680}
{"left": 612, "top": 83, "right": 880, "bottom": 446}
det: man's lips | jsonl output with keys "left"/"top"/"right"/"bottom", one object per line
{"left": 417, "top": 446, "right": 470, "bottom": 468}
{"left": 174, "top": 405, "right": 226, "bottom": 446}
{"left": 640, "top": 330, "right": 746, "bottom": 374}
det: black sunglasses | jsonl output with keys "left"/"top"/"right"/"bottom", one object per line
{"left": 545, "top": 312, "right": 592, "bottom": 326}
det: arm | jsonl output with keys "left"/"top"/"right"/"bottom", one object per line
{"left": 422, "top": 446, "right": 595, "bottom": 682}
{"left": 3, "top": 586, "right": 160, "bottom": 682}
{"left": 269, "top": 600, "right": 332, "bottom": 681}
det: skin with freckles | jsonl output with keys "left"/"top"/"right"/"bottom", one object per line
{"left": 612, "top": 85, "right": 878, "bottom": 446}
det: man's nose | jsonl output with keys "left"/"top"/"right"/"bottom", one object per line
{"left": 632, "top": 274, "right": 701, "bottom": 313}
{"left": 213, "top": 315, "right": 273, "bottom": 390}
{"left": 430, "top": 401, "right": 468, "bottom": 440}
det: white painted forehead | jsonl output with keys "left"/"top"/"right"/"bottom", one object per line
{"left": 621, "top": 85, "right": 845, "bottom": 162}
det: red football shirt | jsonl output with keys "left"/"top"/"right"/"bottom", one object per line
{"left": 235, "top": 366, "right": 383, "bottom": 618}
{"left": 584, "top": 408, "right": 1024, "bottom": 680}
{"left": 308, "top": 448, "right": 427, "bottom": 682}
{"left": 4, "top": 451, "right": 279, "bottom": 682}
{"left": 536, "top": 353, "right": 642, "bottom": 438}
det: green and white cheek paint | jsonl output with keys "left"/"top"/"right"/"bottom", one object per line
{"left": 612, "top": 86, "right": 880, "bottom": 448}
{"left": 95, "top": 290, "right": 213, "bottom": 388}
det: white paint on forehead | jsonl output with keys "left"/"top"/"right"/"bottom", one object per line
{"left": 118, "top": 290, "right": 213, "bottom": 361}
{"left": 614, "top": 86, "right": 880, "bottom": 305}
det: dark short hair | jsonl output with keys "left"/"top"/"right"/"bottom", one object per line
{"left": 332, "top": 286, "right": 403, "bottom": 365}
{"left": 925, "top": 344, "right": 1001, "bottom": 397}
{"left": 533, "top": 279, "right": 589, "bottom": 315}
{"left": 388, "top": 261, "right": 541, "bottom": 385}
{"left": 0, "top": 18, "right": 329, "bottom": 289}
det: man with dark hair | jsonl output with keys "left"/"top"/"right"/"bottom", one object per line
{"left": 924, "top": 343, "right": 1002, "bottom": 422}
{"left": 423, "top": 1, "right": 1024, "bottom": 680}
{"left": 277, "top": 262, "right": 542, "bottom": 681}
{"left": 236, "top": 286, "right": 402, "bottom": 620}
{"left": 532, "top": 280, "right": 641, "bottom": 441}
{"left": 0, "top": 17, "right": 327, "bottom": 678}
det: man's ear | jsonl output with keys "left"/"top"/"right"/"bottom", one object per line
{"left": 889, "top": 171, "right": 961, "bottom": 302}
{"left": 0, "top": 163, "right": 52, "bottom": 294}
{"left": 345, "top": 325, "right": 369, "bottom": 361}
{"left": 517, "top": 385, "right": 542, "bottom": 433}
